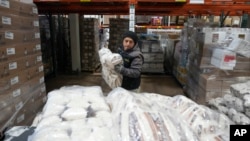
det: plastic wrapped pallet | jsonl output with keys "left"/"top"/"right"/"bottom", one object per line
{"left": 167, "top": 95, "right": 232, "bottom": 141}
{"left": 107, "top": 88, "right": 197, "bottom": 141}
{"left": 107, "top": 88, "right": 231, "bottom": 141}
{"left": 208, "top": 81, "right": 250, "bottom": 124}
{"left": 28, "top": 85, "right": 113, "bottom": 141}
{"left": 0, "top": 0, "right": 45, "bottom": 132}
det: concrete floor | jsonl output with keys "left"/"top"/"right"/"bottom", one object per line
{"left": 45, "top": 72, "right": 184, "bottom": 97}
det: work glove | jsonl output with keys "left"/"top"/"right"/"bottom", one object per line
{"left": 114, "top": 64, "right": 123, "bottom": 73}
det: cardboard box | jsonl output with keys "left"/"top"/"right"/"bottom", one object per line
{"left": 8, "top": 73, "right": 45, "bottom": 100}
{"left": 198, "top": 87, "right": 223, "bottom": 104}
{"left": 0, "top": 0, "right": 38, "bottom": 16}
{"left": 26, "top": 52, "right": 42, "bottom": 68}
{"left": 0, "top": 29, "right": 40, "bottom": 45}
{"left": 0, "top": 41, "right": 40, "bottom": 62}
{"left": 211, "top": 48, "right": 236, "bottom": 70}
{"left": 0, "top": 73, "right": 29, "bottom": 93}
{"left": 236, "top": 55, "right": 250, "bottom": 62}
{"left": 202, "top": 28, "right": 227, "bottom": 44}
{"left": 0, "top": 104, "right": 15, "bottom": 129}
{"left": 14, "top": 85, "right": 47, "bottom": 126}
{"left": 187, "top": 75, "right": 223, "bottom": 104}
{"left": 25, "top": 62, "right": 44, "bottom": 80}
{"left": 199, "top": 44, "right": 217, "bottom": 57}
{"left": 234, "top": 61, "right": 250, "bottom": 70}
{"left": 0, "top": 57, "right": 27, "bottom": 78}
{"left": 0, "top": 90, "right": 12, "bottom": 111}
{"left": 186, "top": 77, "right": 200, "bottom": 103}
{"left": 199, "top": 74, "right": 222, "bottom": 91}
{"left": 0, "top": 12, "right": 39, "bottom": 29}
{"left": 27, "top": 73, "right": 45, "bottom": 91}
{"left": 0, "top": 54, "right": 43, "bottom": 78}
{"left": 143, "top": 52, "right": 164, "bottom": 62}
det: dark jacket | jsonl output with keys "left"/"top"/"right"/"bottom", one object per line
{"left": 118, "top": 44, "right": 144, "bottom": 90}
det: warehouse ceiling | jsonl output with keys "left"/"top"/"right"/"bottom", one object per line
{"left": 33, "top": 0, "right": 250, "bottom": 16}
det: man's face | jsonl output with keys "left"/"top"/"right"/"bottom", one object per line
{"left": 123, "top": 37, "right": 135, "bottom": 51}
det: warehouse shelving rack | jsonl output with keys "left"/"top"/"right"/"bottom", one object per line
{"left": 33, "top": 0, "right": 250, "bottom": 16}
{"left": 33, "top": 0, "right": 250, "bottom": 76}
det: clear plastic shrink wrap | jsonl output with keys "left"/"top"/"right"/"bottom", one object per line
{"left": 98, "top": 47, "right": 123, "bottom": 89}
{"left": 107, "top": 88, "right": 232, "bottom": 141}
{"left": 29, "top": 85, "right": 232, "bottom": 141}
{"left": 106, "top": 88, "right": 199, "bottom": 141}
{"left": 28, "top": 86, "right": 113, "bottom": 141}
{"left": 208, "top": 81, "right": 250, "bottom": 124}
{"left": 168, "top": 95, "right": 232, "bottom": 141}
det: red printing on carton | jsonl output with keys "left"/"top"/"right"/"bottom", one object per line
{"left": 224, "top": 55, "right": 235, "bottom": 62}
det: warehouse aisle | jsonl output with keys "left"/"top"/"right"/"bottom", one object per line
{"left": 45, "top": 73, "right": 184, "bottom": 97}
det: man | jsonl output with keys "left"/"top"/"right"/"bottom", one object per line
{"left": 114, "top": 31, "right": 144, "bottom": 92}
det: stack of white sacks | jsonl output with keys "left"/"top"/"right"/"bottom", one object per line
{"left": 208, "top": 81, "right": 250, "bottom": 125}
{"left": 98, "top": 47, "right": 123, "bottom": 89}
{"left": 29, "top": 86, "right": 113, "bottom": 141}
{"left": 107, "top": 88, "right": 231, "bottom": 141}
{"left": 28, "top": 85, "right": 233, "bottom": 141}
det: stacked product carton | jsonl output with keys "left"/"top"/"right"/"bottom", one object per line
{"left": 79, "top": 18, "right": 100, "bottom": 72}
{"left": 0, "top": 0, "right": 47, "bottom": 130}
{"left": 139, "top": 39, "right": 164, "bottom": 73}
{"left": 169, "top": 26, "right": 189, "bottom": 86}
{"left": 147, "top": 29, "right": 181, "bottom": 74}
{"left": 186, "top": 26, "right": 250, "bottom": 104}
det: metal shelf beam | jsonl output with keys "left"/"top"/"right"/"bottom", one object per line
{"left": 33, "top": 0, "right": 250, "bottom": 16}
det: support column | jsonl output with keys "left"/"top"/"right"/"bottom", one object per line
{"left": 129, "top": 0, "right": 136, "bottom": 31}
{"left": 129, "top": 4, "right": 135, "bottom": 31}
{"left": 69, "top": 14, "right": 81, "bottom": 72}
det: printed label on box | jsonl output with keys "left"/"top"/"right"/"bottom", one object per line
{"left": 26, "top": 61, "right": 29, "bottom": 67}
{"left": 39, "top": 77, "right": 44, "bottom": 84}
{"left": 32, "top": 7, "right": 38, "bottom": 14}
{"left": 12, "top": 89, "right": 21, "bottom": 97}
{"left": 15, "top": 101, "right": 23, "bottom": 111}
{"left": 7, "top": 48, "right": 15, "bottom": 55}
{"left": 224, "top": 55, "right": 236, "bottom": 62}
{"left": 0, "top": 0, "right": 10, "bottom": 8}
{"left": 24, "top": 48, "right": 28, "bottom": 55}
{"left": 212, "top": 33, "right": 219, "bottom": 43}
{"left": 35, "top": 33, "right": 40, "bottom": 39}
{"left": 38, "top": 65, "right": 43, "bottom": 72}
{"left": 37, "top": 55, "right": 42, "bottom": 62}
{"left": 2, "top": 16, "right": 11, "bottom": 25}
{"left": 41, "top": 85, "right": 46, "bottom": 93}
{"left": 33, "top": 21, "right": 39, "bottom": 27}
{"left": 16, "top": 114, "right": 25, "bottom": 123}
{"left": 5, "top": 31, "right": 14, "bottom": 39}
{"left": 36, "top": 44, "right": 41, "bottom": 50}
{"left": 9, "top": 62, "right": 17, "bottom": 70}
{"left": 11, "top": 76, "right": 19, "bottom": 85}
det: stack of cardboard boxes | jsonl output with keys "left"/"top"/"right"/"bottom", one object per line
{"left": 186, "top": 27, "right": 250, "bottom": 104}
{"left": 0, "top": 0, "right": 46, "bottom": 129}
{"left": 139, "top": 39, "right": 165, "bottom": 73}
{"left": 79, "top": 18, "right": 100, "bottom": 72}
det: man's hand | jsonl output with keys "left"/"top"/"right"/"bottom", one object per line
{"left": 114, "top": 64, "right": 123, "bottom": 73}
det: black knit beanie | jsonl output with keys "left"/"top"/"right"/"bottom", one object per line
{"left": 122, "top": 31, "right": 138, "bottom": 45}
